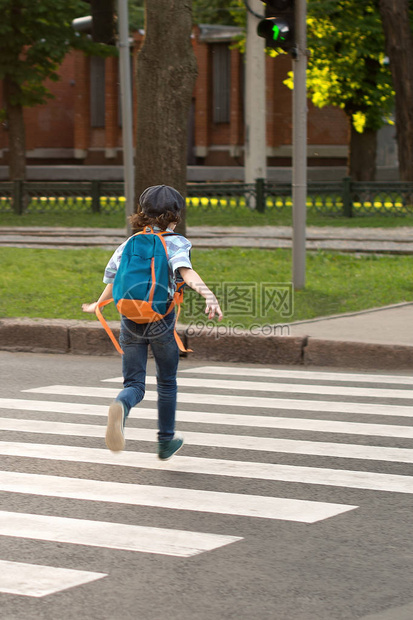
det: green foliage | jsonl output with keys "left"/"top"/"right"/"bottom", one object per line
{"left": 129, "top": 0, "right": 243, "bottom": 29}
{"left": 214, "top": 0, "right": 395, "bottom": 137}
{"left": 295, "top": 0, "right": 395, "bottom": 132}
{"left": 128, "top": 0, "right": 144, "bottom": 30}
{"left": 192, "top": 0, "right": 242, "bottom": 26}
{"left": 0, "top": 0, "right": 110, "bottom": 110}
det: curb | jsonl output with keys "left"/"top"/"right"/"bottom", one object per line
{"left": 1, "top": 317, "right": 413, "bottom": 371}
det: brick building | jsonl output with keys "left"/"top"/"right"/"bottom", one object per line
{"left": 0, "top": 25, "right": 349, "bottom": 171}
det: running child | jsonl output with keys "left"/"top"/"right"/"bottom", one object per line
{"left": 82, "top": 184, "right": 223, "bottom": 460}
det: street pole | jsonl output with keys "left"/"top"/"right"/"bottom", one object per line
{"left": 292, "top": 0, "right": 307, "bottom": 289}
{"left": 245, "top": 0, "right": 267, "bottom": 192}
{"left": 117, "top": 0, "right": 135, "bottom": 235}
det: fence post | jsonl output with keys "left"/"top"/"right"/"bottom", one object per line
{"left": 255, "top": 178, "right": 265, "bottom": 213}
{"left": 342, "top": 176, "right": 352, "bottom": 217}
{"left": 91, "top": 180, "right": 101, "bottom": 213}
{"left": 13, "top": 179, "right": 24, "bottom": 215}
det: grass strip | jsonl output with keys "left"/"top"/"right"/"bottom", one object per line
{"left": 2, "top": 210, "right": 413, "bottom": 228}
{"left": 2, "top": 201, "right": 413, "bottom": 228}
{"left": 1, "top": 247, "right": 412, "bottom": 328}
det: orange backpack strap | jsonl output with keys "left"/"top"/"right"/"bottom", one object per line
{"left": 168, "top": 284, "right": 192, "bottom": 353}
{"left": 96, "top": 295, "right": 190, "bottom": 355}
{"left": 95, "top": 298, "right": 124, "bottom": 355}
{"left": 156, "top": 234, "right": 191, "bottom": 353}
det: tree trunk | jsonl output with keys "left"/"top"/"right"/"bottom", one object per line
{"left": 348, "top": 124, "right": 377, "bottom": 181}
{"left": 135, "top": 0, "right": 198, "bottom": 235}
{"left": 378, "top": 0, "right": 413, "bottom": 181}
{"left": 3, "top": 76, "right": 26, "bottom": 182}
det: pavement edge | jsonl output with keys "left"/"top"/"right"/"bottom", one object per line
{"left": 1, "top": 318, "right": 413, "bottom": 371}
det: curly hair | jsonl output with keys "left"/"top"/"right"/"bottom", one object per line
{"left": 129, "top": 210, "right": 181, "bottom": 233}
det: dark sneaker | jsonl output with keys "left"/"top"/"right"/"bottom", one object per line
{"left": 106, "top": 401, "right": 126, "bottom": 452}
{"left": 158, "top": 432, "right": 184, "bottom": 461}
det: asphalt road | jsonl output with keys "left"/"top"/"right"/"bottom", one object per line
{"left": 1, "top": 352, "right": 413, "bottom": 620}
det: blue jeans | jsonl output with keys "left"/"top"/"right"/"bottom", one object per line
{"left": 116, "top": 312, "right": 179, "bottom": 441}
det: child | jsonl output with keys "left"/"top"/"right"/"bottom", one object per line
{"left": 82, "top": 184, "right": 223, "bottom": 460}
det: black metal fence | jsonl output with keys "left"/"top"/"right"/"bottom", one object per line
{"left": 1, "top": 177, "right": 413, "bottom": 217}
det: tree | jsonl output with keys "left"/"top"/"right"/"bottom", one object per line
{"left": 129, "top": 0, "right": 145, "bottom": 30}
{"left": 129, "top": 0, "right": 241, "bottom": 29}
{"left": 378, "top": 0, "right": 413, "bottom": 181}
{"left": 135, "top": 0, "right": 198, "bottom": 235}
{"left": 192, "top": 0, "right": 241, "bottom": 25}
{"left": 0, "top": 0, "right": 105, "bottom": 182}
{"left": 296, "top": 0, "right": 395, "bottom": 181}
{"left": 216, "top": 1, "right": 394, "bottom": 181}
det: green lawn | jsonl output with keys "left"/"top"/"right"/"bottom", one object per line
{"left": 188, "top": 209, "right": 413, "bottom": 228}
{"left": 0, "top": 211, "right": 126, "bottom": 229}
{"left": 1, "top": 247, "right": 412, "bottom": 327}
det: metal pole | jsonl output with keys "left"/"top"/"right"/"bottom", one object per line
{"left": 244, "top": 0, "right": 267, "bottom": 194}
{"left": 292, "top": 0, "right": 307, "bottom": 289}
{"left": 117, "top": 0, "right": 135, "bottom": 235}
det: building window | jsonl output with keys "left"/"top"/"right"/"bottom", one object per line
{"left": 90, "top": 56, "right": 106, "bottom": 128}
{"left": 212, "top": 43, "right": 231, "bottom": 124}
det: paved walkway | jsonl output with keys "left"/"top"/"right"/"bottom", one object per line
{"left": 1, "top": 225, "right": 413, "bottom": 253}
{"left": 287, "top": 302, "right": 413, "bottom": 347}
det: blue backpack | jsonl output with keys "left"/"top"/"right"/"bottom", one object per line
{"left": 96, "top": 227, "right": 189, "bottom": 354}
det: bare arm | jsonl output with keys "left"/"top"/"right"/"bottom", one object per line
{"left": 82, "top": 283, "right": 113, "bottom": 314}
{"left": 178, "top": 267, "right": 223, "bottom": 321}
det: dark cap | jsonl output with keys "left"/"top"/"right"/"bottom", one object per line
{"left": 139, "top": 185, "right": 185, "bottom": 218}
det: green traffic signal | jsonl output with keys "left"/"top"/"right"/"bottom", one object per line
{"left": 272, "top": 24, "right": 285, "bottom": 42}
{"left": 257, "top": 18, "right": 291, "bottom": 49}
{"left": 257, "top": 0, "right": 295, "bottom": 53}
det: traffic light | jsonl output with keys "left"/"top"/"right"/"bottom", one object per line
{"left": 72, "top": 0, "right": 116, "bottom": 45}
{"left": 257, "top": 0, "right": 295, "bottom": 53}
{"left": 90, "top": 0, "right": 116, "bottom": 45}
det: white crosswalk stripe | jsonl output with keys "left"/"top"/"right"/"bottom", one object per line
{"left": 5, "top": 394, "right": 413, "bottom": 419}
{"left": 0, "top": 511, "right": 241, "bottom": 558}
{"left": 2, "top": 364, "right": 413, "bottom": 596}
{"left": 0, "top": 470, "right": 356, "bottom": 523}
{"left": 0, "top": 560, "right": 106, "bottom": 598}
{"left": 1, "top": 419, "right": 413, "bottom": 462}
{"left": 1, "top": 442, "right": 413, "bottom": 494}
{"left": 3, "top": 416, "right": 413, "bottom": 456}
{"left": 179, "top": 365, "right": 413, "bottom": 386}
{"left": 23, "top": 383, "right": 413, "bottom": 414}
{"left": 24, "top": 379, "right": 413, "bottom": 400}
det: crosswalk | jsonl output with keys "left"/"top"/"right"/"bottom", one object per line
{"left": 1, "top": 363, "right": 413, "bottom": 598}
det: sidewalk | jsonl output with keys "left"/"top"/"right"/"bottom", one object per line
{"left": 288, "top": 302, "right": 413, "bottom": 346}
{"left": 1, "top": 225, "right": 413, "bottom": 370}
{"left": 1, "top": 225, "right": 413, "bottom": 253}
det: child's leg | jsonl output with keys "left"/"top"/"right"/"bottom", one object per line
{"left": 148, "top": 315, "right": 179, "bottom": 441}
{"left": 116, "top": 317, "right": 149, "bottom": 417}
{"left": 106, "top": 317, "right": 149, "bottom": 452}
